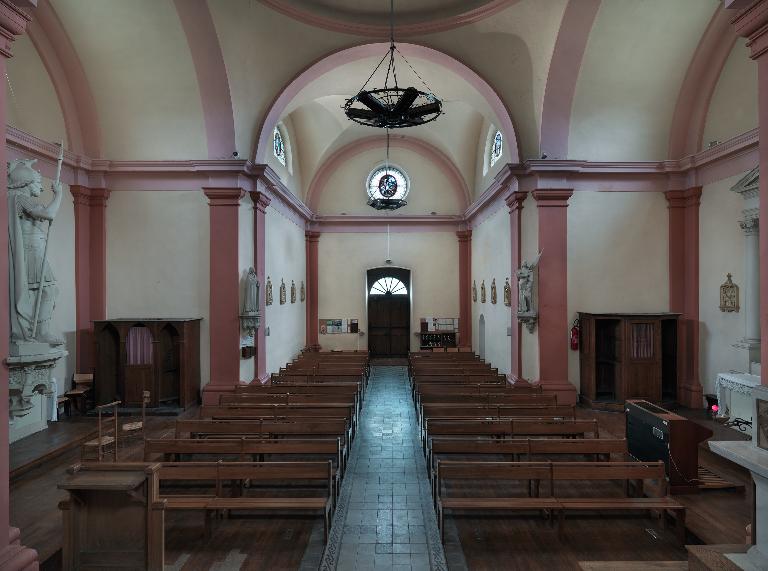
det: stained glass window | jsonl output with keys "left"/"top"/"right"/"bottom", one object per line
{"left": 490, "top": 130, "right": 503, "bottom": 167}
{"left": 366, "top": 166, "right": 409, "bottom": 201}
{"left": 273, "top": 127, "right": 286, "bottom": 166}
{"left": 370, "top": 277, "right": 408, "bottom": 296}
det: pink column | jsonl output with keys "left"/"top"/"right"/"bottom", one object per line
{"left": 70, "top": 186, "right": 109, "bottom": 373}
{"left": 665, "top": 188, "right": 703, "bottom": 407}
{"left": 305, "top": 231, "right": 321, "bottom": 351}
{"left": 0, "top": 3, "right": 40, "bottom": 569}
{"left": 250, "top": 191, "right": 270, "bottom": 383}
{"left": 202, "top": 188, "right": 244, "bottom": 404}
{"left": 532, "top": 190, "right": 576, "bottom": 405}
{"left": 506, "top": 191, "right": 527, "bottom": 380}
{"left": 456, "top": 230, "right": 472, "bottom": 348}
{"left": 732, "top": 2, "right": 768, "bottom": 386}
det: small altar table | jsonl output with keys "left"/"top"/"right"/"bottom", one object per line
{"left": 716, "top": 373, "right": 761, "bottom": 420}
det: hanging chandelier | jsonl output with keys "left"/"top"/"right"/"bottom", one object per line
{"left": 343, "top": 0, "right": 443, "bottom": 129}
{"left": 367, "top": 129, "right": 407, "bottom": 211}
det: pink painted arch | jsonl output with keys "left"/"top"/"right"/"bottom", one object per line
{"left": 305, "top": 134, "right": 471, "bottom": 212}
{"left": 253, "top": 42, "right": 520, "bottom": 164}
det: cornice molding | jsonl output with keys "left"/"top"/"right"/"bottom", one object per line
{"left": 730, "top": 0, "right": 768, "bottom": 58}
{"left": 0, "top": 0, "right": 31, "bottom": 57}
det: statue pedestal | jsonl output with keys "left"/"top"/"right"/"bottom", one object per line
{"left": 7, "top": 344, "right": 67, "bottom": 443}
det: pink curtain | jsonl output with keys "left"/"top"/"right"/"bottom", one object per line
{"left": 127, "top": 326, "right": 153, "bottom": 365}
{"left": 631, "top": 323, "right": 654, "bottom": 359}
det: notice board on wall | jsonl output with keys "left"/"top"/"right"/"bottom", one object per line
{"left": 319, "top": 319, "right": 359, "bottom": 334}
{"left": 420, "top": 317, "right": 459, "bottom": 332}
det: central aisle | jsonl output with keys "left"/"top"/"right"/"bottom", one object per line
{"left": 319, "top": 365, "right": 460, "bottom": 571}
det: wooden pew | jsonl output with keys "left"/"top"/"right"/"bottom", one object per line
{"left": 417, "top": 393, "right": 556, "bottom": 406}
{"left": 419, "top": 404, "right": 576, "bottom": 434}
{"left": 423, "top": 419, "right": 600, "bottom": 454}
{"left": 415, "top": 384, "right": 542, "bottom": 396}
{"left": 200, "top": 404, "right": 357, "bottom": 438}
{"left": 158, "top": 461, "right": 333, "bottom": 542}
{"left": 435, "top": 460, "right": 686, "bottom": 543}
{"left": 144, "top": 437, "right": 345, "bottom": 497}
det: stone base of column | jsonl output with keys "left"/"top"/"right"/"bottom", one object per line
{"left": 201, "top": 382, "right": 237, "bottom": 405}
{"left": 678, "top": 381, "right": 704, "bottom": 409}
{"left": 539, "top": 380, "right": 578, "bottom": 405}
{"left": 0, "top": 528, "right": 39, "bottom": 571}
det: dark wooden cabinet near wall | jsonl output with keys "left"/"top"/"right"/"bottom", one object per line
{"left": 93, "top": 318, "right": 201, "bottom": 409}
{"left": 579, "top": 313, "right": 679, "bottom": 410}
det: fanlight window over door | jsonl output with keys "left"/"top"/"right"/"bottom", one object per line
{"left": 370, "top": 277, "right": 408, "bottom": 296}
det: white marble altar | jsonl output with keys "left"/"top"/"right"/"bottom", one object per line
{"left": 716, "top": 372, "right": 762, "bottom": 420}
{"left": 710, "top": 384, "right": 768, "bottom": 570}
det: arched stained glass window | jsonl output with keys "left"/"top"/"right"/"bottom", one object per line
{"left": 490, "top": 130, "right": 503, "bottom": 167}
{"left": 273, "top": 127, "right": 286, "bottom": 166}
{"left": 370, "top": 277, "right": 408, "bottom": 296}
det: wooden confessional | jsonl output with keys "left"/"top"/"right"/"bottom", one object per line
{"left": 93, "top": 318, "right": 201, "bottom": 409}
{"left": 578, "top": 312, "right": 680, "bottom": 410}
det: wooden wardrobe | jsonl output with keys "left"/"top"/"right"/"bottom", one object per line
{"left": 93, "top": 318, "right": 201, "bottom": 409}
{"left": 578, "top": 312, "right": 679, "bottom": 410}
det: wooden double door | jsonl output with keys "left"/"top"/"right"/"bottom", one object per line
{"left": 368, "top": 295, "right": 410, "bottom": 357}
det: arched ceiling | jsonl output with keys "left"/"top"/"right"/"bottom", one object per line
{"left": 7, "top": 0, "right": 756, "bottom": 204}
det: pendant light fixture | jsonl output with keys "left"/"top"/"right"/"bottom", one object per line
{"left": 344, "top": 0, "right": 443, "bottom": 129}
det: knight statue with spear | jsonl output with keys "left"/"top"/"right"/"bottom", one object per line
{"left": 8, "top": 146, "right": 64, "bottom": 347}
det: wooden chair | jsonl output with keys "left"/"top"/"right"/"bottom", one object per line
{"left": 65, "top": 373, "right": 94, "bottom": 414}
{"left": 121, "top": 391, "right": 149, "bottom": 445}
{"left": 56, "top": 395, "right": 71, "bottom": 418}
{"left": 81, "top": 401, "right": 120, "bottom": 462}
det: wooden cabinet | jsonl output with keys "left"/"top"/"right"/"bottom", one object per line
{"left": 579, "top": 313, "right": 679, "bottom": 410}
{"left": 93, "top": 318, "right": 201, "bottom": 409}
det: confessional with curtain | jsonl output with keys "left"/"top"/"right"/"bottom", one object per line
{"left": 93, "top": 318, "right": 201, "bottom": 409}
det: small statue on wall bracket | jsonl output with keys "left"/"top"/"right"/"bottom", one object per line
{"left": 719, "top": 273, "right": 739, "bottom": 312}
{"left": 291, "top": 280, "right": 296, "bottom": 304}
{"left": 480, "top": 280, "right": 486, "bottom": 303}
{"left": 300, "top": 281, "right": 306, "bottom": 302}
{"left": 491, "top": 279, "right": 497, "bottom": 305}
{"left": 503, "top": 278, "right": 512, "bottom": 307}
{"left": 239, "top": 267, "right": 260, "bottom": 336}
{"left": 279, "top": 279, "right": 287, "bottom": 305}
{"left": 265, "top": 276, "right": 273, "bottom": 306}
{"left": 472, "top": 280, "right": 477, "bottom": 302}
{"left": 517, "top": 251, "right": 541, "bottom": 333}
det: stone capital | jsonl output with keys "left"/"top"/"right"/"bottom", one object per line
{"left": 532, "top": 189, "right": 573, "bottom": 208}
{"left": 203, "top": 187, "right": 245, "bottom": 206}
{"left": 70, "top": 185, "right": 110, "bottom": 208}
{"left": 456, "top": 229, "right": 472, "bottom": 243}
{"left": 305, "top": 230, "right": 321, "bottom": 243}
{"left": 505, "top": 190, "right": 528, "bottom": 213}
{"left": 740, "top": 216, "right": 760, "bottom": 235}
{"left": 665, "top": 187, "right": 702, "bottom": 209}
{"left": 249, "top": 190, "right": 271, "bottom": 213}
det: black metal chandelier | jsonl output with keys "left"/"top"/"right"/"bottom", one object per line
{"left": 343, "top": 1, "right": 442, "bottom": 129}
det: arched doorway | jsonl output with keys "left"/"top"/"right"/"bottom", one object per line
{"left": 479, "top": 314, "right": 486, "bottom": 361}
{"left": 367, "top": 267, "right": 411, "bottom": 357}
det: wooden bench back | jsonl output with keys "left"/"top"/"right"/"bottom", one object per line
{"left": 437, "top": 460, "right": 552, "bottom": 481}
{"left": 416, "top": 384, "right": 541, "bottom": 395}
{"left": 234, "top": 383, "right": 360, "bottom": 395}
{"left": 145, "top": 437, "right": 342, "bottom": 462}
{"left": 201, "top": 405, "right": 353, "bottom": 420}
{"left": 550, "top": 461, "right": 664, "bottom": 482}
{"left": 418, "top": 393, "right": 556, "bottom": 405}
{"left": 222, "top": 393, "right": 356, "bottom": 405}
{"left": 421, "top": 404, "right": 575, "bottom": 420}
{"left": 158, "top": 460, "right": 332, "bottom": 484}
{"left": 175, "top": 419, "right": 349, "bottom": 439}
{"left": 425, "top": 418, "right": 599, "bottom": 438}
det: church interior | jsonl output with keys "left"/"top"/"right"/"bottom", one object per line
{"left": 2, "top": 0, "right": 768, "bottom": 569}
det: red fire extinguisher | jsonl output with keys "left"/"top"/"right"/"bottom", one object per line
{"left": 570, "top": 319, "right": 580, "bottom": 351}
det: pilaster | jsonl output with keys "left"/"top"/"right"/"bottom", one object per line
{"left": 0, "top": 3, "right": 39, "bottom": 568}
{"left": 250, "top": 191, "right": 271, "bottom": 383}
{"left": 665, "top": 187, "right": 703, "bottom": 407}
{"left": 456, "top": 230, "right": 472, "bottom": 348}
{"left": 305, "top": 231, "right": 321, "bottom": 351}
{"left": 506, "top": 191, "right": 527, "bottom": 379}
{"left": 202, "top": 187, "right": 244, "bottom": 404}
{"left": 532, "top": 189, "right": 576, "bottom": 404}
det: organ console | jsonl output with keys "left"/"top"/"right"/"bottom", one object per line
{"left": 625, "top": 399, "right": 713, "bottom": 494}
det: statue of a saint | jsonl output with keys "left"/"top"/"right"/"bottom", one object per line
{"left": 480, "top": 280, "right": 486, "bottom": 303}
{"left": 516, "top": 252, "right": 541, "bottom": 315}
{"left": 279, "top": 279, "right": 286, "bottom": 305}
{"left": 503, "top": 278, "right": 512, "bottom": 307}
{"left": 266, "top": 276, "right": 273, "bottom": 306}
{"left": 491, "top": 279, "right": 497, "bottom": 304}
{"left": 290, "top": 280, "right": 296, "bottom": 304}
{"left": 472, "top": 280, "right": 477, "bottom": 302}
{"left": 242, "top": 267, "right": 259, "bottom": 315}
{"left": 8, "top": 159, "right": 63, "bottom": 345}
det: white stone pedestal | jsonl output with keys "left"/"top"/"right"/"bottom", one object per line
{"left": 710, "top": 384, "right": 768, "bottom": 570}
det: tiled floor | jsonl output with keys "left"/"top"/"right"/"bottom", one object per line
{"left": 319, "top": 365, "right": 460, "bottom": 571}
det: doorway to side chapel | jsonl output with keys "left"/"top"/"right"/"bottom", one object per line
{"left": 367, "top": 267, "right": 411, "bottom": 357}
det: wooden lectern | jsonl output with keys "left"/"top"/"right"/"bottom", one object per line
{"left": 58, "top": 463, "right": 165, "bottom": 570}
